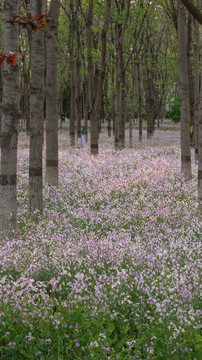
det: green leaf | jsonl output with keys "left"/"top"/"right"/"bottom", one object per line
{"left": 118, "top": 337, "right": 126, "bottom": 348}
{"left": 124, "top": 325, "right": 129, "bottom": 334}
{"left": 109, "top": 323, "right": 114, "bottom": 332}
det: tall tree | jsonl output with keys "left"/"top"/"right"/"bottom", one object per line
{"left": 46, "top": 0, "right": 60, "bottom": 187}
{"left": 199, "top": 66, "right": 202, "bottom": 212}
{"left": 0, "top": 5, "right": 3, "bottom": 145}
{"left": 194, "top": 0, "right": 200, "bottom": 158}
{"left": 177, "top": 0, "right": 192, "bottom": 179}
{"left": 114, "top": 0, "right": 131, "bottom": 150}
{"left": 0, "top": 0, "right": 19, "bottom": 233}
{"left": 29, "top": 0, "right": 46, "bottom": 216}
{"left": 86, "top": 0, "right": 111, "bottom": 155}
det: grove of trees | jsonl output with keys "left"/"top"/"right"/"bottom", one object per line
{"left": 0, "top": 0, "right": 201, "bottom": 235}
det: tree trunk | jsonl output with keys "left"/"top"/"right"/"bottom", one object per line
{"left": 0, "top": 14, "right": 3, "bottom": 146}
{"left": 0, "top": 67, "right": 2, "bottom": 147}
{"left": 177, "top": 0, "right": 192, "bottom": 179}
{"left": 0, "top": 0, "right": 19, "bottom": 233}
{"left": 69, "top": 11, "right": 76, "bottom": 147}
{"left": 187, "top": 13, "right": 194, "bottom": 148}
{"left": 129, "top": 64, "right": 135, "bottom": 148}
{"left": 86, "top": 0, "right": 111, "bottom": 155}
{"left": 29, "top": 0, "right": 46, "bottom": 216}
{"left": 120, "top": 63, "right": 126, "bottom": 149}
{"left": 76, "top": 19, "right": 82, "bottom": 141}
{"left": 194, "top": 0, "right": 200, "bottom": 158}
{"left": 198, "top": 66, "right": 202, "bottom": 212}
{"left": 46, "top": 0, "right": 60, "bottom": 187}
{"left": 115, "top": 41, "right": 121, "bottom": 150}
{"left": 138, "top": 61, "right": 142, "bottom": 143}
{"left": 24, "top": 58, "right": 31, "bottom": 135}
{"left": 84, "top": 79, "right": 89, "bottom": 143}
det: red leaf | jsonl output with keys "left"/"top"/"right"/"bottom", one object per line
{"left": 7, "top": 54, "right": 17, "bottom": 66}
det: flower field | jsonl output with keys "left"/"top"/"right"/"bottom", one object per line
{"left": 0, "top": 128, "right": 201, "bottom": 359}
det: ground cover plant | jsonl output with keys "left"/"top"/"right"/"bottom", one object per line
{"left": 0, "top": 128, "right": 201, "bottom": 360}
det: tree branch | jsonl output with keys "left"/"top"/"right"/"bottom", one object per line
{"left": 180, "top": 0, "right": 202, "bottom": 24}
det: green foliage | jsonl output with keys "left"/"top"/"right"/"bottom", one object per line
{"left": 166, "top": 96, "right": 181, "bottom": 123}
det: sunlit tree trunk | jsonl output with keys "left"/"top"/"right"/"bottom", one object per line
{"left": 0, "top": 0, "right": 19, "bottom": 233}
{"left": 46, "top": 0, "right": 60, "bottom": 187}
{"left": 177, "top": 0, "right": 192, "bottom": 179}
{"left": 29, "top": 0, "right": 46, "bottom": 216}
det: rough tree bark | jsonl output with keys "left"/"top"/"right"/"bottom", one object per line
{"left": 46, "top": 0, "right": 60, "bottom": 187}
{"left": 29, "top": 0, "right": 46, "bottom": 216}
{"left": 0, "top": 0, "right": 19, "bottom": 233}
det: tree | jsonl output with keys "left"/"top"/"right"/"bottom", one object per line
{"left": 199, "top": 66, "right": 202, "bottom": 212}
{"left": 114, "top": 0, "right": 131, "bottom": 150}
{"left": 29, "top": 0, "right": 46, "bottom": 216}
{"left": 194, "top": 0, "right": 200, "bottom": 157}
{"left": 86, "top": 0, "right": 111, "bottom": 155}
{"left": 180, "top": 0, "right": 202, "bottom": 24}
{"left": 46, "top": 0, "right": 60, "bottom": 187}
{"left": 0, "top": 0, "right": 19, "bottom": 233}
{"left": 177, "top": 0, "right": 192, "bottom": 179}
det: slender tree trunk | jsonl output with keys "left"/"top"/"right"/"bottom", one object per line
{"left": 112, "top": 66, "right": 116, "bottom": 136}
{"left": 194, "top": 0, "right": 200, "bottom": 158}
{"left": 24, "top": 58, "right": 31, "bottom": 135}
{"left": 0, "top": 67, "right": 2, "bottom": 147}
{"left": 0, "top": 14, "right": 3, "bottom": 146}
{"left": 86, "top": 1, "right": 97, "bottom": 153}
{"left": 86, "top": 0, "right": 111, "bottom": 155}
{"left": 138, "top": 61, "right": 142, "bottom": 143}
{"left": 115, "top": 41, "right": 121, "bottom": 150}
{"left": 104, "top": 78, "right": 111, "bottom": 137}
{"left": 84, "top": 79, "right": 89, "bottom": 143}
{"left": 46, "top": 0, "right": 60, "bottom": 187}
{"left": 121, "top": 64, "right": 126, "bottom": 149}
{"left": 129, "top": 64, "right": 135, "bottom": 148}
{"left": 29, "top": 0, "right": 46, "bottom": 216}
{"left": 187, "top": 13, "right": 194, "bottom": 148}
{"left": 76, "top": 20, "right": 82, "bottom": 141}
{"left": 0, "top": 0, "right": 19, "bottom": 233}
{"left": 69, "top": 12, "right": 76, "bottom": 147}
{"left": 177, "top": 0, "right": 192, "bottom": 179}
{"left": 198, "top": 66, "right": 202, "bottom": 212}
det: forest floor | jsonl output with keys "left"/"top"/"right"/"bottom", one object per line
{"left": 0, "top": 126, "right": 201, "bottom": 360}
